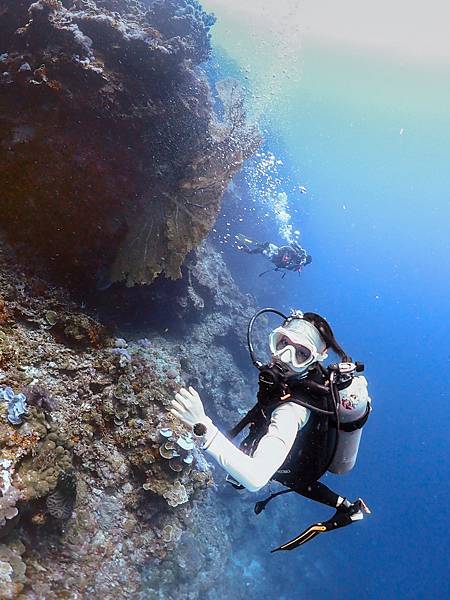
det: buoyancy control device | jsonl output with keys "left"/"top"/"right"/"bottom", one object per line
{"left": 229, "top": 308, "right": 371, "bottom": 481}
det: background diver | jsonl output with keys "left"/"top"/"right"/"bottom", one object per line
{"left": 235, "top": 234, "right": 312, "bottom": 277}
{"left": 169, "top": 309, "right": 371, "bottom": 552}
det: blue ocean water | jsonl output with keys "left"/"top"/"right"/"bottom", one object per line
{"left": 205, "top": 3, "right": 450, "bottom": 598}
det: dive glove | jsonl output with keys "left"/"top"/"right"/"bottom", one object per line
{"left": 171, "top": 386, "right": 213, "bottom": 433}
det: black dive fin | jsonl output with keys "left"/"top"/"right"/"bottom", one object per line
{"left": 255, "top": 489, "right": 294, "bottom": 514}
{"left": 258, "top": 268, "right": 276, "bottom": 277}
{"left": 271, "top": 499, "right": 371, "bottom": 553}
{"left": 271, "top": 523, "right": 327, "bottom": 553}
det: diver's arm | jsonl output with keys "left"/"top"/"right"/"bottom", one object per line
{"left": 203, "top": 402, "right": 308, "bottom": 492}
{"left": 171, "top": 387, "right": 308, "bottom": 492}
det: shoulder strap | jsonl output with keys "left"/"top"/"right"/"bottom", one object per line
{"left": 339, "top": 402, "right": 371, "bottom": 432}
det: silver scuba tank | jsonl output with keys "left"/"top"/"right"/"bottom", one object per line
{"left": 328, "top": 374, "right": 371, "bottom": 475}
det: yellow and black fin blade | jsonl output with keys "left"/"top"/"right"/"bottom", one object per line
{"left": 271, "top": 523, "right": 327, "bottom": 553}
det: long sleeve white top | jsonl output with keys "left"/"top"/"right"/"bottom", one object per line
{"left": 202, "top": 375, "right": 370, "bottom": 492}
{"left": 203, "top": 402, "right": 309, "bottom": 492}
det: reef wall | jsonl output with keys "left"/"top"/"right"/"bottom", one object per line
{"left": 0, "top": 0, "right": 260, "bottom": 287}
{"left": 0, "top": 229, "right": 284, "bottom": 598}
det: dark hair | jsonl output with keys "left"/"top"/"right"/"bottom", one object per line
{"left": 302, "top": 312, "right": 350, "bottom": 361}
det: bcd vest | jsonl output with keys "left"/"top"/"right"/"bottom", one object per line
{"left": 234, "top": 367, "right": 337, "bottom": 489}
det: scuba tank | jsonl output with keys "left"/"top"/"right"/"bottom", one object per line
{"left": 330, "top": 373, "right": 371, "bottom": 474}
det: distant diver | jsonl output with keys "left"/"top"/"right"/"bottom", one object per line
{"left": 170, "top": 309, "right": 371, "bottom": 552}
{"left": 235, "top": 234, "right": 312, "bottom": 277}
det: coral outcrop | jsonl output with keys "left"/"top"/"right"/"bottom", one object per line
{"left": 0, "top": 236, "right": 216, "bottom": 597}
{"left": 0, "top": 0, "right": 260, "bottom": 287}
{"left": 0, "top": 225, "right": 312, "bottom": 599}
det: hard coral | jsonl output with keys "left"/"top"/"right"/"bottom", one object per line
{"left": 46, "top": 469, "right": 77, "bottom": 521}
{"left": 0, "top": 401, "right": 74, "bottom": 517}
{"left": 56, "top": 313, "right": 106, "bottom": 348}
{"left": 0, "top": 486, "right": 20, "bottom": 529}
{"left": 0, "top": 296, "right": 11, "bottom": 326}
{"left": 22, "top": 383, "right": 57, "bottom": 413}
{"left": 147, "top": 0, "right": 216, "bottom": 64}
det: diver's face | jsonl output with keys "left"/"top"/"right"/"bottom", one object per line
{"left": 274, "top": 335, "right": 312, "bottom": 365}
{"left": 269, "top": 320, "right": 328, "bottom": 374}
{"left": 271, "top": 333, "right": 316, "bottom": 373}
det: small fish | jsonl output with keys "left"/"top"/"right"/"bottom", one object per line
{"left": 299, "top": 186, "right": 307, "bottom": 194}
{"left": 164, "top": 328, "right": 169, "bottom": 333}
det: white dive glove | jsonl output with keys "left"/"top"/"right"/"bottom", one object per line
{"left": 171, "top": 387, "right": 216, "bottom": 441}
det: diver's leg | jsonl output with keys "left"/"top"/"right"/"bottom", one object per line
{"left": 271, "top": 482, "right": 370, "bottom": 552}
{"left": 254, "top": 481, "right": 345, "bottom": 515}
{"left": 248, "top": 242, "right": 270, "bottom": 254}
{"left": 271, "top": 498, "right": 370, "bottom": 552}
{"left": 295, "top": 480, "right": 349, "bottom": 508}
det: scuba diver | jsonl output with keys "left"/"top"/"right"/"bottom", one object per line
{"left": 235, "top": 234, "right": 312, "bottom": 277}
{"left": 170, "top": 309, "right": 371, "bottom": 552}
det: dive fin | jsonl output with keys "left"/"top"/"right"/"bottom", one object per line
{"left": 258, "top": 268, "right": 277, "bottom": 277}
{"left": 235, "top": 233, "right": 258, "bottom": 246}
{"left": 271, "top": 523, "right": 327, "bottom": 552}
{"left": 255, "top": 489, "right": 294, "bottom": 514}
{"left": 271, "top": 498, "right": 371, "bottom": 553}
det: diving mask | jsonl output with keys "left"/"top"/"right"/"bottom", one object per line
{"left": 269, "top": 319, "right": 328, "bottom": 373}
{"left": 270, "top": 332, "right": 313, "bottom": 368}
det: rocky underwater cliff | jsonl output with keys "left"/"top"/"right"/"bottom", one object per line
{"left": 0, "top": 1, "right": 302, "bottom": 598}
{"left": 0, "top": 231, "right": 271, "bottom": 599}
{"left": 0, "top": 0, "right": 260, "bottom": 288}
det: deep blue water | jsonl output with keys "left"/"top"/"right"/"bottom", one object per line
{"left": 209, "top": 24, "right": 450, "bottom": 600}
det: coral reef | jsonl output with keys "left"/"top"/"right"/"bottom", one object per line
{"left": 0, "top": 223, "right": 314, "bottom": 599}
{"left": 0, "top": 236, "right": 218, "bottom": 597}
{"left": 0, "top": 0, "right": 259, "bottom": 287}
{"left": 147, "top": 0, "right": 217, "bottom": 63}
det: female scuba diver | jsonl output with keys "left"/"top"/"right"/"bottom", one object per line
{"left": 170, "top": 309, "right": 371, "bottom": 551}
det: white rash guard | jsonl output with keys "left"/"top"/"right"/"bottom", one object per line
{"left": 202, "top": 375, "right": 370, "bottom": 492}
{"left": 203, "top": 402, "right": 309, "bottom": 493}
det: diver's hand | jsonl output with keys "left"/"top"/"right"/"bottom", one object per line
{"left": 171, "top": 386, "right": 210, "bottom": 429}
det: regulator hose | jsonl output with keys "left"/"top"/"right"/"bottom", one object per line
{"left": 322, "top": 371, "right": 341, "bottom": 474}
{"left": 247, "top": 307, "right": 288, "bottom": 368}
